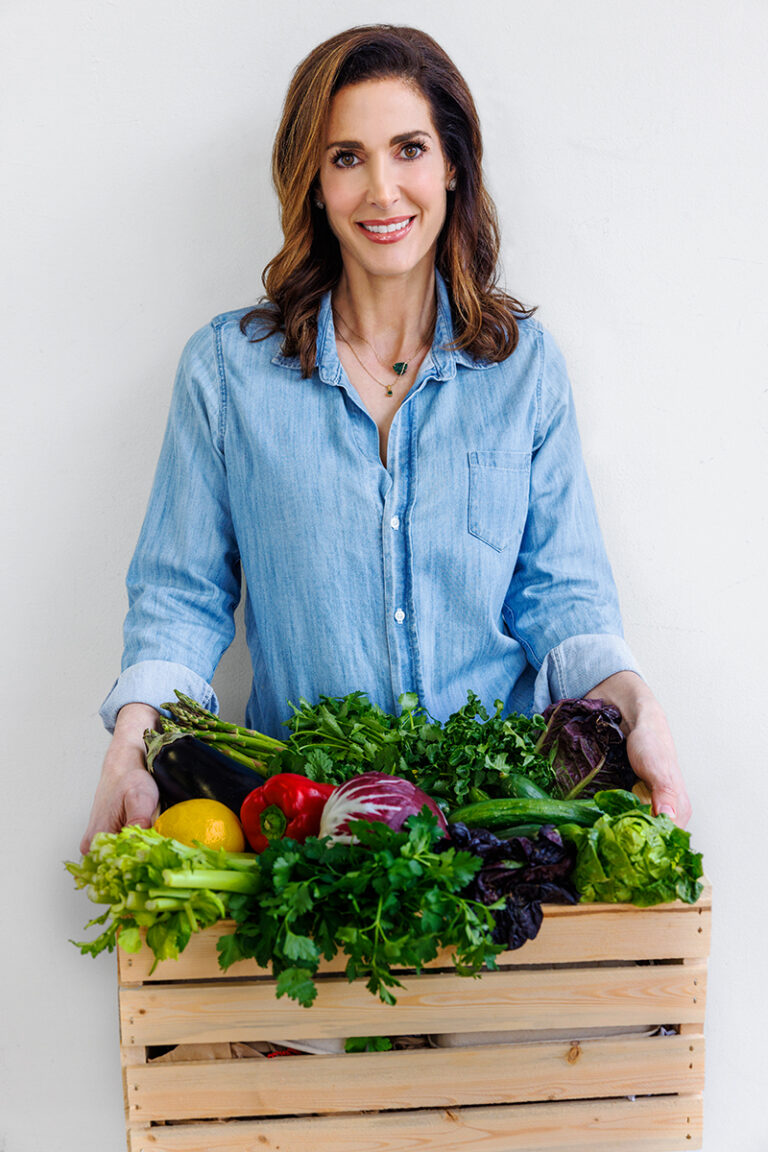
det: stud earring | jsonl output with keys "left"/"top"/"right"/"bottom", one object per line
{"left": 315, "top": 199, "right": 325, "bottom": 209}
{"left": 447, "top": 178, "right": 456, "bottom": 191}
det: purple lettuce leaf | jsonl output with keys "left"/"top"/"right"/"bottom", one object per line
{"left": 538, "top": 697, "right": 638, "bottom": 799}
{"left": 458, "top": 825, "right": 579, "bottom": 951}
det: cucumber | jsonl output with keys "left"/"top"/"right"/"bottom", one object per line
{"left": 448, "top": 797, "right": 600, "bottom": 830}
{"left": 501, "top": 773, "right": 551, "bottom": 800}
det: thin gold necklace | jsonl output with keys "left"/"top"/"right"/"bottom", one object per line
{"left": 333, "top": 307, "right": 435, "bottom": 378}
{"left": 336, "top": 330, "right": 408, "bottom": 397}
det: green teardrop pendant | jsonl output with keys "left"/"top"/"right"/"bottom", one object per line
{"left": 392, "top": 361, "right": 408, "bottom": 376}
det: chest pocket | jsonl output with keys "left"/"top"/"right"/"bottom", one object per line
{"left": 467, "top": 450, "right": 532, "bottom": 552}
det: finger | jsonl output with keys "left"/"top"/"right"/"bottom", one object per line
{"left": 652, "top": 783, "right": 692, "bottom": 828}
{"left": 123, "top": 780, "right": 159, "bottom": 829}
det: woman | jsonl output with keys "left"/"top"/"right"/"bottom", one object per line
{"left": 81, "top": 25, "right": 690, "bottom": 853}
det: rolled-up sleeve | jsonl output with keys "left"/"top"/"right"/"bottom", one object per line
{"left": 503, "top": 328, "right": 642, "bottom": 711}
{"left": 100, "top": 323, "right": 240, "bottom": 731}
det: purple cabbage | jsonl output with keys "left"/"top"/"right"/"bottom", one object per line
{"left": 539, "top": 697, "right": 637, "bottom": 799}
{"left": 318, "top": 772, "right": 447, "bottom": 843}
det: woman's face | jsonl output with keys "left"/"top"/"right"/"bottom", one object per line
{"left": 317, "top": 77, "right": 455, "bottom": 286}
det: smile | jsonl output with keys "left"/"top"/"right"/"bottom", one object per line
{"left": 356, "top": 216, "right": 415, "bottom": 243}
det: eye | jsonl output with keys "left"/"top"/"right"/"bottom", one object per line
{"left": 399, "top": 141, "right": 428, "bottom": 161}
{"left": 331, "top": 150, "right": 360, "bottom": 169}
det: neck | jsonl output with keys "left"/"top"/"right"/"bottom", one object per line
{"left": 332, "top": 262, "right": 437, "bottom": 356}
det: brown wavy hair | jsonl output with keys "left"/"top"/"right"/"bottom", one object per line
{"left": 241, "top": 24, "right": 534, "bottom": 375}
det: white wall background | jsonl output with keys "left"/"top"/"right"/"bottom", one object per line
{"left": 2, "top": 2, "right": 766, "bottom": 1149}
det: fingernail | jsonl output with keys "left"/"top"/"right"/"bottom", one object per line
{"left": 659, "top": 805, "right": 676, "bottom": 819}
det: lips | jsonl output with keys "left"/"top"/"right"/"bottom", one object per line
{"left": 356, "top": 216, "right": 415, "bottom": 243}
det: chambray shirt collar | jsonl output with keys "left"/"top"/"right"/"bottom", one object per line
{"left": 271, "top": 269, "right": 482, "bottom": 382}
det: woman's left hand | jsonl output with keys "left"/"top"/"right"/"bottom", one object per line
{"left": 586, "top": 671, "right": 692, "bottom": 828}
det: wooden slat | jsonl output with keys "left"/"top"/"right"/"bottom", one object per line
{"left": 124, "top": 1032, "right": 704, "bottom": 1121}
{"left": 118, "top": 882, "right": 712, "bottom": 983}
{"left": 121, "top": 1043, "right": 149, "bottom": 1148}
{"left": 120, "top": 960, "right": 705, "bottom": 1046}
{"left": 126, "top": 1094, "right": 703, "bottom": 1151}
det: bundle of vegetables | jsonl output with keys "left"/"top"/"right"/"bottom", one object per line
{"left": 67, "top": 775, "right": 704, "bottom": 999}
{"left": 70, "top": 686, "right": 706, "bottom": 1005}
{"left": 150, "top": 690, "right": 636, "bottom": 811}
{"left": 449, "top": 790, "right": 703, "bottom": 910}
{"left": 66, "top": 826, "right": 259, "bottom": 968}
{"left": 271, "top": 692, "right": 637, "bottom": 805}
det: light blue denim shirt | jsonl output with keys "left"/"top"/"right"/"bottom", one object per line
{"left": 101, "top": 272, "right": 640, "bottom": 736}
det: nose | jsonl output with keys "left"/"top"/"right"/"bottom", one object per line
{"left": 366, "top": 155, "right": 399, "bottom": 209}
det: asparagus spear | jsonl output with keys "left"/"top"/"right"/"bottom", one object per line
{"left": 160, "top": 692, "right": 287, "bottom": 761}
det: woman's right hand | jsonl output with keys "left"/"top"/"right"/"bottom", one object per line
{"left": 79, "top": 703, "right": 161, "bottom": 855}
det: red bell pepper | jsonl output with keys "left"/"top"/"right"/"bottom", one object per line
{"left": 240, "top": 774, "right": 336, "bottom": 852}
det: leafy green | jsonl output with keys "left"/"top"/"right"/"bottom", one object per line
{"left": 160, "top": 689, "right": 639, "bottom": 813}
{"left": 538, "top": 698, "right": 637, "bottom": 799}
{"left": 269, "top": 690, "right": 555, "bottom": 806}
{"left": 405, "top": 693, "right": 555, "bottom": 805}
{"left": 344, "top": 1036, "right": 393, "bottom": 1052}
{"left": 161, "top": 689, "right": 568, "bottom": 806}
{"left": 265, "top": 692, "right": 405, "bottom": 783}
{"left": 66, "top": 827, "right": 260, "bottom": 967}
{"left": 560, "top": 790, "right": 703, "bottom": 905}
{"left": 217, "top": 809, "right": 504, "bottom": 1006}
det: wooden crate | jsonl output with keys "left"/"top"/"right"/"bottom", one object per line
{"left": 118, "top": 881, "right": 710, "bottom": 1152}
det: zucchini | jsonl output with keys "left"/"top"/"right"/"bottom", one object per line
{"left": 448, "top": 797, "right": 600, "bottom": 830}
{"left": 501, "top": 773, "right": 551, "bottom": 800}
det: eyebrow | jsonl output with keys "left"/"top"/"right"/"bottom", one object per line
{"left": 325, "top": 130, "right": 433, "bottom": 151}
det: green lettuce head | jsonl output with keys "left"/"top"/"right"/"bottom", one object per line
{"left": 561, "top": 789, "right": 703, "bottom": 906}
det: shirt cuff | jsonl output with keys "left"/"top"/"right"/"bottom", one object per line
{"left": 99, "top": 660, "right": 220, "bottom": 733}
{"left": 531, "top": 634, "right": 643, "bottom": 714}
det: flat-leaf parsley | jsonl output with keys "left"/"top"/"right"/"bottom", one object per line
{"left": 217, "top": 809, "right": 504, "bottom": 1005}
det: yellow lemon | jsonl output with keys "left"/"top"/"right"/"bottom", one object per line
{"left": 154, "top": 798, "right": 246, "bottom": 852}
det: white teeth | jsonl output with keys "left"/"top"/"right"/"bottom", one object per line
{"left": 361, "top": 219, "right": 411, "bottom": 234}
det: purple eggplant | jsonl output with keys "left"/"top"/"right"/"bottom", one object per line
{"left": 148, "top": 735, "right": 265, "bottom": 814}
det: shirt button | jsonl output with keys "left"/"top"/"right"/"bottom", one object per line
{"left": 394, "top": 609, "right": 406, "bottom": 623}
{"left": 390, "top": 515, "right": 400, "bottom": 530}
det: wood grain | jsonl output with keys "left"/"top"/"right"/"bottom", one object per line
{"left": 124, "top": 1032, "right": 704, "bottom": 1121}
{"left": 117, "top": 881, "right": 712, "bottom": 983}
{"left": 120, "top": 960, "right": 706, "bottom": 1046}
{"left": 125, "top": 1094, "right": 703, "bottom": 1152}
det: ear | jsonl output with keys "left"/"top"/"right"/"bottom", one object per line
{"left": 446, "top": 163, "right": 457, "bottom": 191}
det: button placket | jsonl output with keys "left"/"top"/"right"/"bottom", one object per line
{"left": 381, "top": 402, "right": 419, "bottom": 699}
